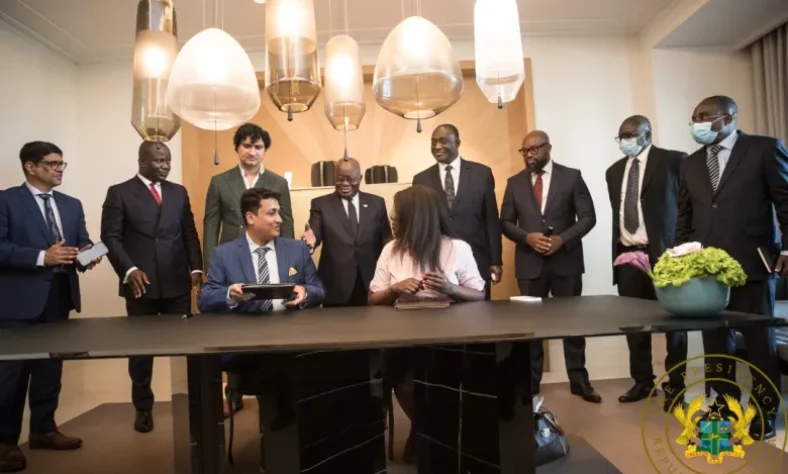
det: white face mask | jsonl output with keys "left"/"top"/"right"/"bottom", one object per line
{"left": 690, "top": 116, "right": 725, "bottom": 145}
{"left": 618, "top": 137, "right": 643, "bottom": 157}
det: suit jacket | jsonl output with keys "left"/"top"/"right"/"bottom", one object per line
{"left": 203, "top": 167, "right": 294, "bottom": 268}
{"left": 308, "top": 191, "right": 391, "bottom": 304}
{"left": 605, "top": 146, "right": 686, "bottom": 284}
{"left": 412, "top": 159, "right": 503, "bottom": 279}
{"left": 0, "top": 184, "right": 91, "bottom": 320}
{"left": 676, "top": 132, "right": 788, "bottom": 281}
{"left": 500, "top": 162, "right": 596, "bottom": 280}
{"left": 101, "top": 177, "right": 203, "bottom": 300}
{"left": 197, "top": 236, "right": 325, "bottom": 313}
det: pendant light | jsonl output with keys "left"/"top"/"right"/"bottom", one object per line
{"left": 373, "top": 0, "right": 463, "bottom": 133}
{"left": 324, "top": 0, "right": 364, "bottom": 160}
{"left": 131, "top": 0, "right": 180, "bottom": 142}
{"left": 473, "top": 0, "right": 524, "bottom": 108}
{"left": 264, "top": 0, "right": 321, "bottom": 121}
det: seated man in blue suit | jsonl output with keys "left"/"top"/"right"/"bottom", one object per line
{"left": 0, "top": 142, "right": 102, "bottom": 472}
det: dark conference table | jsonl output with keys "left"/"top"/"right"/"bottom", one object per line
{"left": 0, "top": 295, "right": 785, "bottom": 474}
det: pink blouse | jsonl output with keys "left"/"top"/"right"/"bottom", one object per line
{"left": 369, "top": 237, "right": 485, "bottom": 298}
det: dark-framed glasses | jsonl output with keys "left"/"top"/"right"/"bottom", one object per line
{"left": 519, "top": 143, "right": 549, "bottom": 156}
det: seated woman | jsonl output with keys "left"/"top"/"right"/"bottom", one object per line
{"left": 368, "top": 184, "right": 485, "bottom": 461}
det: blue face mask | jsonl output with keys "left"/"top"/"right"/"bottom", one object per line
{"left": 691, "top": 116, "right": 725, "bottom": 145}
{"left": 618, "top": 137, "right": 643, "bottom": 157}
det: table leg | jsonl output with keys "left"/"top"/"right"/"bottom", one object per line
{"left": 413, "top": 341, "right": 535, "bottom": 474}
{"left": 257, "top": 350, "right": 387, "bottom": 474}
{"left": 171, "top": 355, "right": 226, "bottom": 474}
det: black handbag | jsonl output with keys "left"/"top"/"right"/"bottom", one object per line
{"left": 533, "top": 396, "right": 570, "bottom": 466}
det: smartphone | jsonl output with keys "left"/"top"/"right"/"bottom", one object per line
{"left": 76, "top": 242, "right": 108, "bottom": 266}
{"left": 544, "top": 226, "right": 555, "bottom": 237}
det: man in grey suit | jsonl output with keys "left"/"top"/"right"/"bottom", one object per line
{"left": 203, "top": 123, "right": 294, "bottom": 416}
{"left": 500, "top": 130, "right": 600, "bottom": 403}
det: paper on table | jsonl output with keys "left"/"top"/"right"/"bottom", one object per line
{"left": 510, "top": 296, "right": 542, "bottom": 303}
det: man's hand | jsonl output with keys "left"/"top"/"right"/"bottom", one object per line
{"left": 490, "top": 266, "right": 503, "bottom": 285}
{"left": 284, "top": 285, "right": 308, "bottom": 308}
{"left": 423, "top": 271, "right": 455, "bottom": 295}
{"left": 127, "top": 269, "right": 151, "bottom": 299}
{"left": 391, "top": 278, "right": 422, "bottom": 295}
{"left": 228, "top": 283, "right": 252, "bottom": 303}
{"left": 544, "top": 236, "right": 564, "bottom": 256}
{"left": 526, "top": 233, "right": 551, "bottom": 254}
{"left": 776, "top": 255, "right": 788, "bottom": 278}
{"left": 44, "top": 240, "right": 79, "bottom": 266}
{"left": 301, "top": 223, "right": 316, "bottom": 252}
{"left": 191, "top": 272, "right": 204, "bottom": 288}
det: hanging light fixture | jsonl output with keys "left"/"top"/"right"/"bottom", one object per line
{"left": 373, "top": 13, "right": 463, "bottom": 133}
{"left": 473, "top": 0, "right": 524, "bottom": 108}
{"left": 264, "top": 0, "right": 321, "bottom": 122}
{"left": 131, "top": 0, "right": 180, "bottom": 142}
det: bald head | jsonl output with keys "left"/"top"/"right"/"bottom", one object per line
{"left": 699, "top": 95, "right": 738, "bottom": 118}
{"left": 520, "top": 130, "right": 552, "bottom": 173}
{"left": 617, "top": 115, "right": 652, "bottom": 157}
{"left": 334, "top": 157, "right": 361, "bottom": 199}
{"left": 523, "top": 130, "right": 550, "bottom": 148}
{"left": 691, "top": 95, "right": 738, "bottom": 145}
{"left": 138, "top": 141, "right": 171, "bottom": 182}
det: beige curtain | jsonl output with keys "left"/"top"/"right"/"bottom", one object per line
{"left": 751, "top": 22, "right": 787, "bottom": 141}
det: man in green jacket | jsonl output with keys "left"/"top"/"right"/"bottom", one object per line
{"left": 202, "top": 123, "right": 294, "bottom": 416}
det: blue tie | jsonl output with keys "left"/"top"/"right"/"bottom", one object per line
{"left": 255, "top": 247, "right": 272, "bottom": 312}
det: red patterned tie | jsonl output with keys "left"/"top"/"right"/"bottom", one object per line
{"left": 149, "top": 183, "right": 162, "bottom": 206}
{"left": 533, "top": 173, "right": 543, "bottom": 211}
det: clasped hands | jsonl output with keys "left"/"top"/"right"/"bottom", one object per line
{"left": 127, "top": 269, "right": 203, "bottom": 299}
{"left": 392, "top": 271, "right": 454, "bottom": 297}
{"left": 526, "top": 233, "right": 563, "bottom": 256}
{"left": 45, "top": 240, "right": 102, "bottom": 271}
{"left": 228, "top": 283, "right": 308, "bottom": 308}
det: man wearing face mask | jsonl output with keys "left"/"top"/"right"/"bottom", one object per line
{"left": 301, "top": 157, "right": 392, "bottom": 307}
{"left": 605, "top": 115, "right": 688, "bottom": 411}
{"left": 677, "top": 95, "right": 788, "bottom": 441}
{"left": 500, "top": 130, "right": 599, "bottom": 402}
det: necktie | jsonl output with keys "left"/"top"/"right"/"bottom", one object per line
{"left": 346, "top": 198, "right": 359, "bottom": 237}
{"left": 37, "top": 194, "right": 62, "bottom": 241}
{"left": 444, "top": 165, "right": 455, "bottom": 208}
{"left": 255, "top": 247, "right": 273, "bottom": 312}
{"left": 623, "top": 158, "right": 640, "bottom": 233}
{"left": 533, "top": 171, "right": 544, "bottom": 212}
{"left": 149, "top": 182, "right": 162, "bottom": 205}
{"left": 707, "top": 145, "right": 722, "bottom": 192}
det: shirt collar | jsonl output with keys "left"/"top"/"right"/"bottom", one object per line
{"left": 25, "top": 181, "right": 53, "bottom": 196}
{"left": 137, "top": 173, "right": 158, "bottom": 188}
{"left": 716, "top": 131, "right": 739, "bottom": 151}
{"left": 239, "top": 164, "right": 265, "bottom": 179}
{"left": 438, "top": 156, "right": 462, "bottom": 172}
{"left": 246, "top": 232, "right": 276, "bottom": 254}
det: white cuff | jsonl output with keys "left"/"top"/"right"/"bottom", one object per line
{"left": 123, "top": 266, "right": 138, "bottom": 284}
{"left": 36, "top": 251, "right": 45, "bottom": 267}
{"left": 781, "top": 251, "right": 788, "bottom": 256}
{"left": 192, "top": 270, "right": 203, "bottom": 274}
{"left": 226, "top": 288, "right": 239, "bottom": 309}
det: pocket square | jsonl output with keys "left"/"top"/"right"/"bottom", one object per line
{"left": 288, "top": 267, "right": 298, "bottom": 276}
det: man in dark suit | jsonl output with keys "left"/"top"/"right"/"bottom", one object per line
{"left": 412, "top": 124, "right": 503, "bottom": 299}
{"left": 0, "top": 142, "right": 102, "bottom": 472}
{"left": 676, "top": 95, "right": 788, "bottom": 440}
{"left": 101, "top": 141, "right": 203, "bottom": 434}
{"left": 500, "top": 130, "right": 600, "bottom": 402}
{"left": 605, "top": 115, "right": 688, "bottom": 411}
{"left": 301, "top": 158, "right": 391, "bottom": 307}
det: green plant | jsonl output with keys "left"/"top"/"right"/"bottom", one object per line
{"left": 650, "top": 247, "right": 747, "bottom": 288}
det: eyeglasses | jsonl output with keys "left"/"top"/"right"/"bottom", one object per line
{"left": 614, "top": 134, "right": 643, "bottom": 144}
{"left": 519, "top": 143, "right": 549, "bottom": 156}
{"left": 335, "top": 175, "right": 359, "bottom": 184}
{"left": 39, "top": 161, "right": 68, "bottom": 170}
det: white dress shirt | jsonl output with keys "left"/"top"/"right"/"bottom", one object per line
{"left": 531, "top": 159, "right": 553, "bottom": 214}
{"left": 26, "top": 181, "right": 64, "bottom": 267}
{"left": 240, "top": 165, "right": 264, "bottom": 190}
{"left": 709, "top": 131, "right": 738, "bottom": 177}
{"left": 342, "top": 193, "right": 360, "bottom": 221}
{"left": 619, "top": 145, "right": 651, "bottom": 247}
{"left": 226, "top": 233, "right": 284, "bottom": 312}
{"left": 124, "top": 174, "right": 202, "bottom": 283}
{"left": 438, "top": 156, "right": 462, "bottom": 192}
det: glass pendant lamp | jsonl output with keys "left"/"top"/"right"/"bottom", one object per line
{"left": 265, "top": 0, "right": 321, "bottom": 121}
{"left": 324, "top": 36, "right": 365, "bottom": 132}
{"left": 131, "top": 0, "right": 180, "bottom": 142}
{"left": 473, "top": 0, "right": 524, "bottom": 108}
{"left": 373, "top": 16, "right": 463, "bottom": 132}
{"left": 166, "top": 27, "right": 260, "bottom": 130}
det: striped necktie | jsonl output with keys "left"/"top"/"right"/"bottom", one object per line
{"left": 37, "top": 194, "right": 62, "bottom": 241}
{"left": 707, "top": 145, "right": 722, "bottom": 191}
{"left": 255, "top": 247, "right": 273, "bottom": 312}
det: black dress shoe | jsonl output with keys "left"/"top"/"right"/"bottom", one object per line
{"left": 750, "top": 416, "right": 776, "bottom": 441}
{"left": 664, "top": 394, "right": 685, "bottom": 413}
{"left": 0, "top": 444, "right": 25, "bottom": 473}
{"left": 618, "top": 384, "right": 654, "bottom": 403}
{"left": 134, "top": 410, "right": 154, "bottom": 433}
{"left": 570, "top": 382, "right": 602, "bottom": 403}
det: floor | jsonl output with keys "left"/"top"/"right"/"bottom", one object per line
{"left": 16, "top": 378, "right": 788, "bottom": 473}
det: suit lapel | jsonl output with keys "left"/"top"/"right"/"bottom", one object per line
{"left": 610, "top": 161, "right": 625, "bottom": 212}
{"left": 52, "top": 192, "right": 72, "bottom": 242}
{"left": 641, "top": 148, "right": 659, "bottom": 192}
{"left": 543, "top": 164, "right": 561, "bottom": 217}
{"left": 715, "top": 132, "right": 748, "bottom": 196}
{"left": 329, "top": 193, "right": 355, "bottom": 239}
{"left": 451, "top": 160, "right": 473, "bottom": 211}
{"left": 228, "top": 168, "right": 247, "bottom": 209}
{"left": 275, "top": 239, "right": 290, "bottom": 284}
{"left": 132, "top": 177, "right": 161, "bottom": 212}
{"left": 19, "top": 185, "right": 54, "bottom": 245}
{"left": 236, "top": 238, "right": 257, "bottom": 284}
{"left": 357, "top": 192, "right": 372, "bottom": 241}
{"left": 427, "top": 165, "right": 450, "bottom": 208}
{"left": 520, "top": 172, "right": 542, "bottom": 216}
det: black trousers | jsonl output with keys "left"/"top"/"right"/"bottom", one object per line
{"left": 323, "top": 271, "right": 369, "bottom": 308}
{"left": 703, "top": 279, "right": 781, "bottom": 416}
{"left": 518, "top": 272, "right": 587, "bottom": 390}
{"left": 0, "top": 274, "right": 71, "bottom": 444}
{"left": 616, "top": 263, "right": 688, "bottom": 394}
{"left": 126, "top": 293, "right": 191, "bottom": 412}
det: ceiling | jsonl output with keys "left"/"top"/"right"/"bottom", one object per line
{"left": 0, "top": 0, "right": 672, "bottom": 63}
{"left": 657, "top": 0, "right": 788, "bottom": 49}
